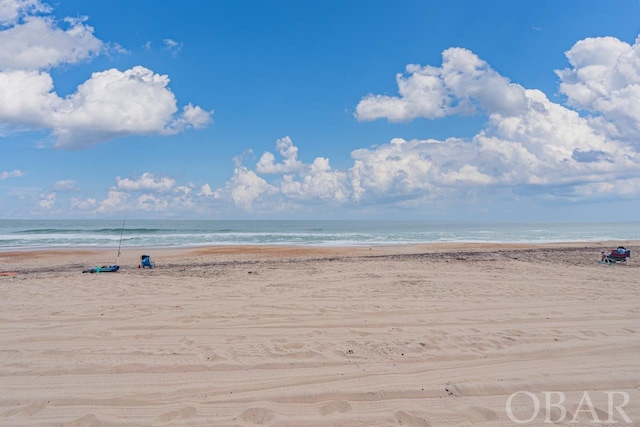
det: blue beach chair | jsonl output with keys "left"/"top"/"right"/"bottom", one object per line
{"left": 140, "top": 255, "right": 154, "bottom": 268}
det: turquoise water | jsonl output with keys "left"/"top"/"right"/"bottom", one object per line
{"left": 0, "top": 220, "right": 638, "bottom": 249}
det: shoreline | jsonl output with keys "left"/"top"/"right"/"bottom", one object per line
{"left": 2, "top": 240, "right": 637, "bottom": 273}
{"left": 1, "top": 241, "right": 637, "bottom": 279}
{"left": 1, "top": 238, "right": 638, "bottom": 253}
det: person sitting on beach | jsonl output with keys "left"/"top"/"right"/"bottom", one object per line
{"left": 601, "top": 246, "right": 627, "bottom": 261}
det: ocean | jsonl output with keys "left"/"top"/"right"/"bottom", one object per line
{"left": 0, "top": 219, "right": 638, "bottom": 250}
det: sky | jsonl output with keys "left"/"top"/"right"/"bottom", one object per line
{"left": 1, "top": 0, "right": 640, "bottom": 221}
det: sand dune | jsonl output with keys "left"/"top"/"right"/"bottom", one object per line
{"left": 1, "top": 243, "right": 638, "bottom": 426}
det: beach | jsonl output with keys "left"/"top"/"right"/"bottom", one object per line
{"left": 1, "top": 242, "right": 638, "bottom": 426}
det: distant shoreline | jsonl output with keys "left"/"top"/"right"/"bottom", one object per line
{"left": 1, "top": 240, "right": 637, "bottom": 258}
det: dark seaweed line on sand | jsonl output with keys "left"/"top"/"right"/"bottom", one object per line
{"left": 6, "top": 246, "right": 631, "bottom": 275}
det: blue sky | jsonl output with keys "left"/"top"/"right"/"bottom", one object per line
{"left": 1, "top": 0, "right": 640, "bottom": 220}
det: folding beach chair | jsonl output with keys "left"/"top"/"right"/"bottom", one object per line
{"left": 600, "top": 247, "right": 630, "bottom": 265}
{"left": 140, "top": 255, "right": 154, "bottom": 268}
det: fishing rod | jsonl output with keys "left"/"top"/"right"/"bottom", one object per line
{"left": 116, "top": 217, "right": 126, "bottom": 265}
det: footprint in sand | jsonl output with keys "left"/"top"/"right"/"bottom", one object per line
{"left": 462, "top": 406, "right": 498, "bottom": 422}
{"left": 394, "top": 411, "right": 430, "bottom": 426}
{"left": 61, "top": 414, "right": 99, "bottom": 427}
{"left": 156, "top": 406, "right": 197, "bottom": 422}
{"left": 280, "top": 341, "right": 305, "bottom": 350}
{"left": 318, "top": 400, "right": 352, "bottom": 416}
{"left": 238, "top": 407, "right": 275, "bottom": 424}
{"left": 203, "top": 351, "right": 226, "bottom": 362}
{"left": 226, "top": 335, "right": 247, "bottom": 343}
{"left": 2, "top": 400, "right": 48, "bottom": 417}
{"left": 179, "top": 337, "right": 195, "bottom": 346}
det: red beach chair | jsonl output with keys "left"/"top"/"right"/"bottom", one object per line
{"left": 600, "top": 247, "right": 630, "bottom": 265}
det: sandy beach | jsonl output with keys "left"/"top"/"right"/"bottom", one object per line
{"left": 0, "top": 242, "right": 638, "bottom": 426}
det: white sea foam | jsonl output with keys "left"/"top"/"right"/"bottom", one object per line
{"left": 0, "top": 219, "right": 638, "bottom": 249}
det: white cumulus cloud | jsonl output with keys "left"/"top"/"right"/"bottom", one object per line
{"left": 281, "top": 157, "right": 349, "bottom": 201}
{"left": 136, "top": 193, "right": 169, "bottom": 212}
{"left": 163, "top": 38, "right": 183, "bottom": 57}
{"left": 70, "top": 196, "right": 97, "bottom": 210}
{"left": 199, "top": 183, "right": 214, "bottom": 197}
{"left": 256, "top": 136, "right": 304, "bottom": 174}
{"left": 52, "top": 179, "right": 78, "bottom": 190}
{"left": 0, "top": 1, "right": 213, "bottom": 149}
{"left": 68, "top": 173, "right": 220, "bottom": 216}
{"left": 216, "top": 36, "right": 640, "bottom": 213}
{"left": 51, "top": 66, "right": 200, "bottom": 148}
{"left": 0, "top": 70, "right": 61, "bottom": 127}
{"left": 556, "top": 35, "right": 640, "bottom": 144}
{"left": 0, "top": 169, "right": 22, "bottom": 179}
{"left": 38, "top": 191, "right": 55, "bottom": 208}
{"left": 94, "top": 190, "right": 130, "bottom": 214}
{"left": 116, "top": 172, "right": 175, "bottom": 192}
{"left": 217, "top": 137, "right": 351, "bottom": 209}
{"left": 355, "top": 47, "right": 527, "bottom": 122}
{"left": 0, "top": 0, "right": 50, "bottom": 26}
{"left": 213, "top": 166, "right": 279, "bottom": 210}
{"left": 349, "top": 40, "right": 640, "bottom": 205}
{"left": 0, "top": 16, "right": 102, "bottom": 70}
